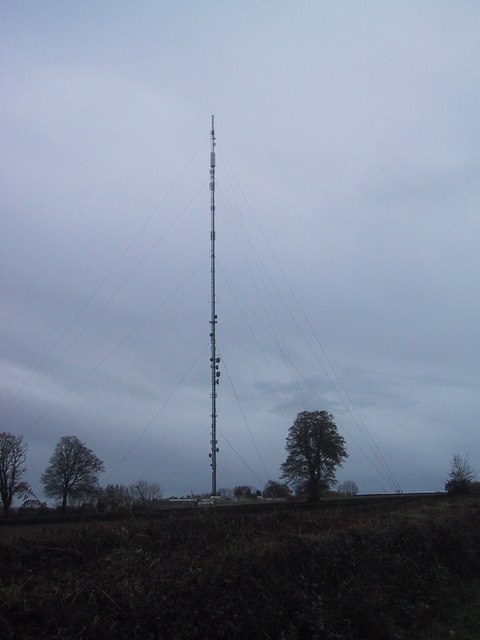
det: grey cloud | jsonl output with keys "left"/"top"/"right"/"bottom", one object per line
{"left": 2, "top": 2, "right": 480, "bottom": 501}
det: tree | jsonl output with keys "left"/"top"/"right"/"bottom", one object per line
{"left": 100, "top": 484, "right": 133, "bottom": 511}
{"left": 42, "top": 436, "right": 104, "bottom": 512}
{"left": 338, "top": 480, "right": 359, "bottom": 497}
{"left": 0, "top": 432, "right": 31, "bottom": 517}
{"left": 130, "top": 480, "right": 163, "bottom": 509}
{"left": 445, "top": 454, "right": 476, "bottom": 495}
{"left": 281, "top": 411, "right": 348, "bottom": 502}
{"left": 233, "top": 485, "right": 256, "bottom": 499}
{"left": 262, "top": 480, "right": 291, "bottom": 499}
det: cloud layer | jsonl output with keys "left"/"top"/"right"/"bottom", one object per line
{"left": 1, "top": 2, "right": 479, "bottom": 499}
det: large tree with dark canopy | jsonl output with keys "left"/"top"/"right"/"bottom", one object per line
{"left": 42, "top": 436, "right": 104, "bottom": 511}
{"left": 281, "top": 411, "right": 348, "bottom": 501}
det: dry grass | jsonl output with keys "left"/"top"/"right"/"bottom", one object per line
{"left": 0, "top": 497, "right": 479, "bottom": 639}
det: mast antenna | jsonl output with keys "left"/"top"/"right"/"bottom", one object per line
{"left": 209, "top": 115, "right": 219, "bottom": 496}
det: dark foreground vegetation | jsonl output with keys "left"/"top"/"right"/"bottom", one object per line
{"left": 0, "top": 496, "right": 479, "bottom": 639}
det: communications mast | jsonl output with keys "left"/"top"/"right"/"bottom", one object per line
{"left": 209, "top": 115, "right": 220, "bottom": 496}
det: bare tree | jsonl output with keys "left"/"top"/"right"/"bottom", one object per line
{"left": 233, "top": 485, "right": 256, "bottom": 499}
{"left": 338, "top": 480, "right": 359, "bottom": 496}
{"left": 445, "top": 454, "right": 477, "bottom": 495}
{"left": 42, "top": 436, "right": 104, "bottom": 512}
{"left": 130, "top": 480, "right": 162, "bottom": 508}
{"left": 100, "top": 484, "right": 133, "bottom": 511}
{"left": 0, "top": 432, "right": 31, "bottom": 516}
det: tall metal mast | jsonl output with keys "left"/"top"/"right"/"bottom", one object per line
{"left": 209, "top": 115, "right": 219, "bottom": 496}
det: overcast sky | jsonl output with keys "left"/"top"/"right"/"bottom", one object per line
{"left": 2, "top": 1, "right": 479, "bottom": 500}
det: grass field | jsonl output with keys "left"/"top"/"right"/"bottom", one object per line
{"left": 0, "top": 495, "right": 479, "bottom": 639}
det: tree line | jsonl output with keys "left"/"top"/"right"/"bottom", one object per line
{"left": 0, "top": 412, "right": 350, "bottom": 516}
{"left": 0, "top": 434, "right": 164, "bottom": 517}
{"left": 2, "top": 410, "right": 475, "bottom": 516}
